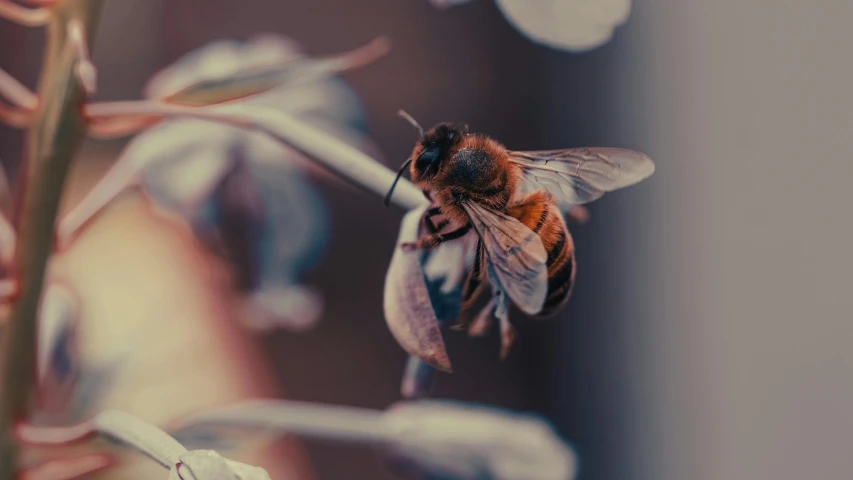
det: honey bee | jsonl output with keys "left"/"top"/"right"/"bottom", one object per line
{"left": 386, "top": 111, "right": 655, "bottom": 319}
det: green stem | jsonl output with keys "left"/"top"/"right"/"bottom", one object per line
{"left": 0, "top": 1, "right": 104, "bottom": 479}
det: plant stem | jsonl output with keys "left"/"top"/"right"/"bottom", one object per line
{"left": 84, "top": 101, "right": 428, "bottom": 209}
{"left": 0, "top": 2, "right": 104, "bottom": 479}
{"left": 182, "top": 400, "right": 398, "bottom": 445}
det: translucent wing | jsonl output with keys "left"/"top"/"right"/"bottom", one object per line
{"left": 509, "top": 147, "right": 655, "bottom": 209}
{"left": 460, "top": 200, "right": 547, "bottom": 315}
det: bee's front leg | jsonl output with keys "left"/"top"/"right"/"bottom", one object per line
{"left": 400, "top": 224, "right": 471, "bottom": 251}
{"left": 423, "top": 206, "right": 448, "bottom": 233}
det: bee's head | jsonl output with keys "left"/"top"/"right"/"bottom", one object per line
{"left": 410, "top": 122, "right": 469, "bottom": 182}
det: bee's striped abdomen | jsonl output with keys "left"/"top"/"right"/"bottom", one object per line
{"left": 508, "top": 192, "right": 576, "bottom": 317}
{"left": 539, "top": 225, "right": 575, "bottom": 316}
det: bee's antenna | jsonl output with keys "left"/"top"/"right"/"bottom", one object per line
{"left": 397, "top": 109, "right": 424, "bottom": 138}
{"left": 384, "top": 158, "right": 413, "bottom": 207}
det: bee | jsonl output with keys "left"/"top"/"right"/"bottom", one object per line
{"left": 385, "top": 111, "right": 655, "bottom": 319}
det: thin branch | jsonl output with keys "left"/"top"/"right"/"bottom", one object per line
{"left": 55, "top": 145, "right": 141, "bottom": 250}
{"left": 157, "top": 36, "right": 391, "bottom": 107}
{"left": 89, "top": 101, "right": 427, "bottom": 207}
{"left": 86, "top": 115, "right": 162, "bottom": 138}
{"left": 66, "top": 19, "right": 96, "bottom": 95}
{"left": 0, "top": 0, "right": 50, "bottom": 26}
{"left": 0, "top": 280, "right": 17, "bottom": 301}
{"left": 60, "top": 100, "right": 426, "bottom": 248}
{"left": 0, "top": 102, "right": 34, "bottom": 128}
{"left": 0, "top": 67, "right": 39, "bottom": 110}
{"left": 19, "top": 454, "right": 113, "bottom": 480}
{"left": 17, "top": 0, "right": 58, "bottom": 6}
{"left": 0, "top": 210, "right": 16, "bottom": 267}
{"left": 0, "top": 2, "right": 106, "bottom": 479}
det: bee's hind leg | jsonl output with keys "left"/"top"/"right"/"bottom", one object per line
{"left": 400, "top": 224, "right": 471, "bottom": 251}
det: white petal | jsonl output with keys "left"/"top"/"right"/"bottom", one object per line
{"left": 383, "top": 206, "right": 452, "bottom": 372}
{"left": 495, "top": 0, "right": 631, "bottom": 51}
{"left": 386, "top": 401, "right": 578, "bottom": 480}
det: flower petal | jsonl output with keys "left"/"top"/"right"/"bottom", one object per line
{"left": 384, "top": 206, "right": 452, "bottom": 372}
{"left": 495, "top": 0, "right": 631, "bottom": 52}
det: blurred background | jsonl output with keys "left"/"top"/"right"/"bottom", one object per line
{"left": 2, "top": 1, "right": 853, "bottom": 480}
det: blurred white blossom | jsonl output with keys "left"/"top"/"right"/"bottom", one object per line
{"left": 138, "top": 35, "right": 382, "bottom": 333}
{"left": 70, "top": 34, "right": 389, "bottom": 333}
{"left": 430, "top": 0, "right": 631, "bottom": 51}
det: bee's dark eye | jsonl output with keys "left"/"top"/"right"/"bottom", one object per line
{"left": 416, "top": 143, "right": 441, "bottom": 171}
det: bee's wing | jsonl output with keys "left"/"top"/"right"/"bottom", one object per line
{"left": 460, "top": 199, "right": 548, "bottom": 315}
{"left": 509, "top": 148, "right": 655, "bottom": 209}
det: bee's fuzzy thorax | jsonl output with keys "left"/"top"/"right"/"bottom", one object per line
{"left": 409, "top": 125, "right": 523, "bottom": 225}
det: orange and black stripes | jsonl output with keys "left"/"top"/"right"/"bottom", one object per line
{"left": 507, "top": 192, "right": 576, "bottom": 317}
{"left": 540, "top": 228, "right": 575, "bottom": 316}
